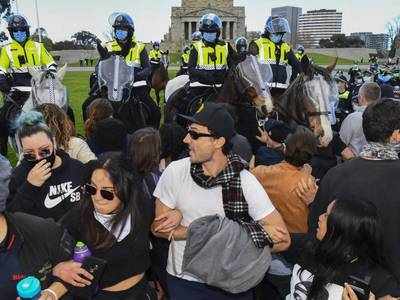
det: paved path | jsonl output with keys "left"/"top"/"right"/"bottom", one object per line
{"left": 66, "top": 64, "right": 366, "bottom": 73}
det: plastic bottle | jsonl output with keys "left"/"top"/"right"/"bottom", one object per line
{"left": 73, "top": 241, "right": 92, "bottom": 263}
{"left": 16, "top": 276, "right": 41, "bottom": 300}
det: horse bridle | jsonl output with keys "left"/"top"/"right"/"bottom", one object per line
{"left": 31, "top": 74, "right": 56, "bottom": 106}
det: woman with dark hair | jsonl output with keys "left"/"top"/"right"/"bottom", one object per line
{"left": 288, "top": 199, "right": 400, "bottom": 299}
{"left": 159, "top": 123, "right": 187, "bottom": 170}
{"left": 36, "top": 103, "right": 96, "bottom": 163}
{"left": 54, "top": 153, "right": 156, "bottom": 299}
{"left": 7, "top": 111, "right": 85, "bottom": 221}
{"left": 128, "top": 127, "right": 169, "bottom": 298}
{"left": 84, "top": 98, "right": 114, "bottom": 139}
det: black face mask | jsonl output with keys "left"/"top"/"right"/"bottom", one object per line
{"left": 24, "top": 151, "right": 56, "bottom": 170}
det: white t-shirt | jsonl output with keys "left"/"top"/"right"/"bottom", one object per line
{"left": 286, "top": 264, "right": 344, "bottom": 300}
{"left": 153, "top": 157, "right": 276, "bottom": 281}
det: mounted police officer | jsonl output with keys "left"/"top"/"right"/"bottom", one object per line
{"left": 185, "top": 13, "right": 237, "bottom": 112}
{"left": 250, "top": 16, "right": 301, "bottom": 96}
{"left": 295, "top": 45, "right": 305, "bottom": 61}
{"left": 235, "top": 36, "right": 248, "bottom": 63}
{"left": 102, "top": 12, "right": 160, "bottom": 129}
{"left": 177, "top": 45, "right": 190, "bottom": 76}
{"left": 0, "top": 14, "right": 56, "bottom": 96}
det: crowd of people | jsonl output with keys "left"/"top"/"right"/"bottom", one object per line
{"left": 1, "top": 8, "right": 400, "bottom": 300}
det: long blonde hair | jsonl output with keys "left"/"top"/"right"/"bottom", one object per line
{"left": 36, "top": 103, "right": 75, "bottom": 150}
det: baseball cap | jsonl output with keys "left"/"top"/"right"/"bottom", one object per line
{"left": 178, "top": 103, "right": 235, "bottom": 140}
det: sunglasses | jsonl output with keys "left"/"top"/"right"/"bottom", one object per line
{"left": 84, "top": 184, "right": 115, "bottom": 201}
{"left": 187, "top": 130, "right": 216, "bottom": 140}
{"left": 23, "top": 148, "right": 52, "bottom": 162}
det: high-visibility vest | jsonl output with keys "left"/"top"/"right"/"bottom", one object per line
{"left": 149, "top": 49, "right": 161, "bottom": 60}
{"left": 0, "top": 39, "right": 55, "bottom": 73}
{"left": 254, "top": 37, "right": 291, "bottom": 65}
{"left": 193, "top": 41, "right": 228, "bottom": 70}
{"left": 105, "top": 39, "right": 145, "bottom": 68}
{"left": 339, "top": 90, "right": 350, "bottom": 101}
{"left": 181, "top": 52, "right": 189, "bottom": 64}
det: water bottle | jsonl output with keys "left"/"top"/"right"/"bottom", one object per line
{"left": 73, "top": 241, "right": 92, "bottom": 263}
{"left": 16, "top": 276, "right": 41, "bottom": 300}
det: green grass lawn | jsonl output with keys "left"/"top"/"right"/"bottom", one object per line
{"left": 308, "top": 53, "right": 360, "bottom": 65}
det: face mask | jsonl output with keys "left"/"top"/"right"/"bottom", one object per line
{"left": 13, "top": 30, "right": 27, "bottom": 43}
{"left": 270, "top": 33, "right": 283, "bottom": 44}
{"left": 115, "top": 29, "right": 128, "bottom": 41}
{"left": 202, "top": 32, "right": 217, "bottom": 43}
{"left": 24, "top": 150, "right": 56, "bottom": 170}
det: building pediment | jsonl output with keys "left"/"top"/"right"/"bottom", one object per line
{"left": 178, "top": 7, "right": 238, "bottom": 18}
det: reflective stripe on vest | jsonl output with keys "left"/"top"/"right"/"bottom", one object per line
{"left": 255, "top": 38, "right": 290, "bottom": 66}
{"left": 4, "top": 40, "right": 43, "bottom": 72}
{"left": 194, "top": 42, "right": 228, "bottom": 70}
{"left": 105, "top": 40, "right": 144, "bottom": 68}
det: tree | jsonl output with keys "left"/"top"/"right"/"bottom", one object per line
{"left": 33, "top": 27, "right": 48, "bottom": 38}
{"left": 52, "top": 40, "right": 78, "bottom": 50}
{"left": 386, "top": 16, "right": 400, "bottom": 58}
{"left": 318, "top": 34, "right": 365, "bottom": 48}
{"left": 71, "top": 31, "right": 98, "bottom": 49}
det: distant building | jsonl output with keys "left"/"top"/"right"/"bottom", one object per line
{"left": 350, "top": 32, "right": 390, "bottom": 51}
{"left": 271, "top": 6, "right": 302, "bottom": 45}
{"left": 162, "top": 0, "right": 246, "bottom": 52}
{"left": 298, "top": 9, "right": 342, "bottom": 48}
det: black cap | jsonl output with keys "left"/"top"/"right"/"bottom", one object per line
{"left": 178, "top": 103, "right": 235, "bottom": 140}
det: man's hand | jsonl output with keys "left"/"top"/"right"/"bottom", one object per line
{"left": 27, "top": 160, "right": 52, "bottom": 187}
{"left": 52, "top": 260, "right": 93, "bottom": 287}
{"left": 295, "top": 177, "right": 318, "bottom": 206}
{"left": 153, "top": 209, "right": 183, "bottom": 233}
{"left": 256, "top": 127, "right": 282, "bottom": 149}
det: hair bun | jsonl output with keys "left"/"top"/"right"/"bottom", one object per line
{"left": 14, "top": 110, "right": 46, "bottom": 129}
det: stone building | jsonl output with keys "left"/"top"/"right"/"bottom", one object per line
{"left": 162, "top": 0, "right": 246, "bottom": 52}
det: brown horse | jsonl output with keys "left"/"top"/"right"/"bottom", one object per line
{"left": 271, "top": 56, "right": 338, "bottom": 147}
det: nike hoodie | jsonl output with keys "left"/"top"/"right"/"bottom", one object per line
{"left": 6, "top": 150, "right": 86, "bottom": 221}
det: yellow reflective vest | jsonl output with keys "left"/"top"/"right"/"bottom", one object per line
{"left": 193, "top": 41, "right": 228, "bottom": 70}
{"left": 295, "top": 52, "right": 304, "bottom": 61}
{"left": 149, "top": 49, "right": 161, "bottom": 61}
{"left": 181, "top": 52, "right": 190, "bottom": 64}
{"left": 104, "top": 39, "right": 145, "bottom": 68}
{"left": 254, "top": 37, "right": 291, "bottom": 65}
{"left": 0, "top": 39, "right": 55, "bottom": 73}
{"left": 339, "top": 90, "right": 350, "bottom": 101}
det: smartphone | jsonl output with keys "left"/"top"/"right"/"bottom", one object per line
{"left": 347, "top": 275, "right": 371, "bottom": 300}
{"left": 70, "top": 256, "right": 107, "bottom": 299}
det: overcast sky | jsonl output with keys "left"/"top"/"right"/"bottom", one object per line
{"left": 9, "top": 0, "right": 399, "bottom": 42}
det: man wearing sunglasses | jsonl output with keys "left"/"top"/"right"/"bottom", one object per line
{"left": 152, "top": 103, "right": 290, "bottom": 299}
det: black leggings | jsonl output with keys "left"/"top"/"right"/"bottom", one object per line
{"left": 93, "top": 278, "right": 157, "bottom": 300}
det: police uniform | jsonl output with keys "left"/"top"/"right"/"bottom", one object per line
{"left": 253, "top": 36, "right": 300, "bottom": 89}
{"left": 0, "top": 39, "right": 55, "bottom": 88}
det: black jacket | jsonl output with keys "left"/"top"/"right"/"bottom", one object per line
{"left": 7, "top": 150, "right": 86, "bottom": 221}
{"left": 0, "top": 212, "right": 74, "bottom": 299}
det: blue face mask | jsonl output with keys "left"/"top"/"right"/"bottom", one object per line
{"left": 203, "top": 32, "right": 217, "bottom": 43}
{"left": 13, "top": 30, "right": 27, "bottom": 43}
{"left": 270, "top": 33, "right": 283, "bottom": 44}
{"left": 115, "top": 29, "right": 128, "bottom": 41}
